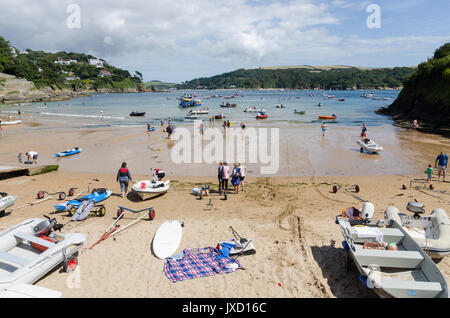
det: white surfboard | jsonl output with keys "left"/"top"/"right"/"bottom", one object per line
{"left": 152, "top": 220, "right": 182, "bottom": 259}
{"left": 0, "top": 120, "right": 22, "bottom": 126}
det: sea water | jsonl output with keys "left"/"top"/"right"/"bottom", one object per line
{"left": 1, "top": 89, "right": 399, "bottom": 128}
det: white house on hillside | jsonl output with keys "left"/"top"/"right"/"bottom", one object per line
{"left": 89, "top": 58, "right": 104, "bottom": 68}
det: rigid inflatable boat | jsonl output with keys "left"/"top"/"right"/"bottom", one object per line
{"left": 336, "top": 202, "right": 448, "bottom": 298}
{"left": 385, "top": 202, "right": 450, "bottom": 260}
{"left": 0, "top": 217, "right": 86, "bottom": 297}
{"left": 357, "top": 138, "right": 383, "bottom": 154}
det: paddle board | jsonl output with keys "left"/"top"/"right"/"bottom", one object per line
{"left": 152, "top": 220, "right": 182, "bottom": 259}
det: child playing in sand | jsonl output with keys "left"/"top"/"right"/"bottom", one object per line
{"left": 427, "top": 164, "right": 434, "bottom": 184}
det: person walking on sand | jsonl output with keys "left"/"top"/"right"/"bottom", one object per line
{"left": 427, "top": 164, "right": 434, "bottom": 184}
{"left": 361, "top": 122, "right": 367, "bottom": 139}
{"left": 18, "top": 152, "right": 23, "bottom": 164}
{"left": 167, "top": 123, "right": 174, "bottom": 139}
{"left": 27, "top": 151, "right": 38, "bottom": 164}
{"left": 116, "top": 162, "right": 132, "bottom": 198}
{"left": 321, "top": 122, "right": 327, "bottom": 136}
{"left": 231, "top": 163, "right": 241, "bottom": 194}
{"left": 435, "top": 151, "right": 448, "bottom": 182}
{"left": 221, "top": 162, "right": 230, "bottom": 194}
{"left": 218, "top": 161, "right": 223, "bottom": 194}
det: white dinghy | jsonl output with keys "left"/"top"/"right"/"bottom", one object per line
{"left": 385, "top": 202, "right": 450, "bottom": 261}
{"left": 132, "top": 180, "right": 170, "bottom": 200}
{"left": 0, "top": 195, "right": 17, "bottom": 214}
{"left": 336, "top": 202, "right": 448, "bottom": 298}
{"left": 0, "top": 216, "right": 86, "bottom": 297}
{"left": 357, "top": 138, "right": 383, "bottom": 154}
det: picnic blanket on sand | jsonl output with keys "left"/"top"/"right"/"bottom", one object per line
{"left": 164, "top": 247, "right": 243, "bottom": 283}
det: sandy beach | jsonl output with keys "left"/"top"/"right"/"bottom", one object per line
{"left": 0, "top": 118, "right": 449, "bottom": 298}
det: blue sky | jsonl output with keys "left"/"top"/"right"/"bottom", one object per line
{"left": 0, "top": 0, "right": 449, "bottom": 82}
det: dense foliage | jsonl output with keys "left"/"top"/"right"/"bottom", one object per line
{"left": 0, "top": 35, "right": 143, "bottom": 90}
{"left": 178, "top": 66, "right": 416, "bottom": 90}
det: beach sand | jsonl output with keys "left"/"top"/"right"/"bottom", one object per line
{"left": 0, "top": 120, "right": 449, "bottom": 298}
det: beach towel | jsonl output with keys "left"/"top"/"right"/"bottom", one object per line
{"left": 164, "top": 247, "right": 242, "bottom": 283}
{"left": 71, "top": 200, "right": 95, "bottom": 221}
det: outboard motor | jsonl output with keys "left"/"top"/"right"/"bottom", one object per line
{"left": 361, "top": 201, "right": 375, "bottom": 221}
{"left": 406, "top": 201, "right": 425, "bottom": 219}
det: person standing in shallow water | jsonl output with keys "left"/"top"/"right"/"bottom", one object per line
{"left": 321, "top": 122, "right": 327, "bottom": 136}
{"left": 116, "top": 162, "right": 132, "bottom": 198}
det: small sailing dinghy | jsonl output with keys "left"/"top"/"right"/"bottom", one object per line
{"left": 336, "top": 202, "right": 448, "bottom": 298}
{"left": 132, "top": 180, "right": 170, "bottom": 200}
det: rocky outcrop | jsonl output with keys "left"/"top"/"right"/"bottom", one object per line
{"left": 0, "top": 73, "right": 146, "bottom": 104}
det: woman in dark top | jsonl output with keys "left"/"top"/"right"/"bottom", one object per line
{"left": 117, "top": 162, "right": 132, "bottom": 197}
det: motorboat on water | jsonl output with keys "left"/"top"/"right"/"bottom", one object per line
{"left": 294, "top": 110, "right": 305, "bottom": 115}
{"left": 185, "top": 113, "right": 198, "bottom": 120}
{"left": 336, "top": 202, "right": 448, "bottom": 298}
{"left": 275, "top": 103, "right": 285, "bottom": 108}
{"left": 129, "top": 111, "right": 145, "bottom": 117}
{"left": 131, "top": 180, "right": 170, "bottom": 200}
{"left": 384, "top": 202, "right": 450, "bottom": 261}
{"left": 0, "top": 216, "right": 86, "bottom": 297}
{"left": 188, "top": 108, "right": 209, "bottom": 115}
{"left": 357, "top": 138, "right": 383, "bottom": 154}
{"left": 179, "top": 98, "right": 202, "bottom": 108}
{"left": 256, "top": 112, "right": 268, "bottom": 119}
{"left": 244, "top": 107, "right": 264, "bottom": 113}
{"left": 220, "top": 102, "right": 237, "bottom": 108}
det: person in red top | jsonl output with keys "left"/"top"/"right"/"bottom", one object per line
{"left": 116, "top": 162, "right": 132, "bottom": 197}
{"left": 155, "top": 168, "right": 165, "bottom": 181}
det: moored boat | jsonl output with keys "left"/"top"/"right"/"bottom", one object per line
{"left": 131, "top": 180, "right": 170, "bottom": 200}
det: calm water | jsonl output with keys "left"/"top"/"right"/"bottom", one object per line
{"left": 2, "top": 89, "right": 399, "bottom": 128}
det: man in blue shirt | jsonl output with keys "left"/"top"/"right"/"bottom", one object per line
{"left": 435, "top": 152, "right": 448, "bottom": 182}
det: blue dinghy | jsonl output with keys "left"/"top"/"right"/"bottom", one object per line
{"left": 55, "top": 147, "right": 82, "bottom": 157}
{"left": 54, "top": 188, "right": 112, "bottom": 212}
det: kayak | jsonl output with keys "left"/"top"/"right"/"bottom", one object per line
{"left": 54, "top": 188, "right": 112, "bottom": 212}
{"left": 55, "top": 147, "right": 82, "bottom": 157}
{"left": 318, "top": 115, "right": 336, "bottom": 120}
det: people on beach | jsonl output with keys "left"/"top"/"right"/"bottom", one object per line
{"left": 240, "top": 122, "right": 246, "bottom": 130}
{"left": 221, "top": 162, "right": 230, "bottom": 194}
{"left": 166, "top": 123, "right": 174, "bottom": 139}
{"left": 231, "top": 163, "right": 241, "bottom": 194}
{"left": 217, "top": 161, "right": 224, "bottom": 194}
{"left": 410, "top": 119, "right": 418, "bottom": 130}
{"left": 26, "top": 151, "right": 38, "bottom": 164}
{"left": 0, "top": 118, "right": 2, "bottom": 131}
{"left": 435, "top": 151, "right": 448, "bottom": 182}
{"left": 361, "top": 123, "right": 367, "bottom": 139}
{"left": 18, "top": 109, "right": 21, "bottom": 116}
{"left": 116, "top": 162, "right": 132, "bottom": 197}
{"left": 427, "top": 164, "right": 434, "bottom": 184}
{"left": 240, "top": 163, "right": 247, "bottom": 191}
{"left": 321, "top": 122, "right": 327, "bottom": 136}
{"left": 18, "top": 152, "right": 22, "bottom": 164}
{"left": 147, "top": 122, "right": 152, "bottom": 132}
{"left": 99, "top": 110, "right": 104, "bottom": 120}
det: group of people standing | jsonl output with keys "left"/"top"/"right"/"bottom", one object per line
{"left": 217, "top": 161, "right": 247, "bottom": 195}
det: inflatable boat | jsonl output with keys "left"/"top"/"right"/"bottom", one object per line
{"left": 55, "top": 147, "right": 82, "bottom": 157}
{"left": 357, "top": 138, "right": 383, "bottom": 154}
{"left": 54, "top": 188, "right": 112, "bottom": 212}
{"left": 131, "top": 180, "right": 170, "bottom": 200}
{"left": 318, "top": 115, "right": 336, "bottom": 120}
{"left": 256, "top": 112, "right": 268, "bottom": 119}
{"left": 337, "top": 202, "right": 448, "bottom": 298}
{"left": 385, "top": 202, "right": 450, "bottom": 260}
{"left": 0, "top": 217, "right": 86, "bottom": 297}
{"left": 185, "top": 113, "right": 198, "bottom": 120}
{"left": 0, "top": 195, "right": 17, "bottom": 213}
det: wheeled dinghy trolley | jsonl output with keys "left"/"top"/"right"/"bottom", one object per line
{"left": 37, "top": 188, "right": 77, "bottom": 200}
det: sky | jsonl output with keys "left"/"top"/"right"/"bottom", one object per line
{"left": 0, "top": 0, "right": 449, "bottom": 83}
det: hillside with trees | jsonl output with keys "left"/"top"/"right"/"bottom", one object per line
{"left": 178, "top": 66, "right": 416, "bottom": 90}
{"left": 0, "top": 35, "right": 144, "bottom": 93}
{"left": 377, "top": 42, "right": 450, "bottom": 136}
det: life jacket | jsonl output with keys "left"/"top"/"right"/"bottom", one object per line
{"left": 119, "top": 167, "right": 129, "bottom": 177}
